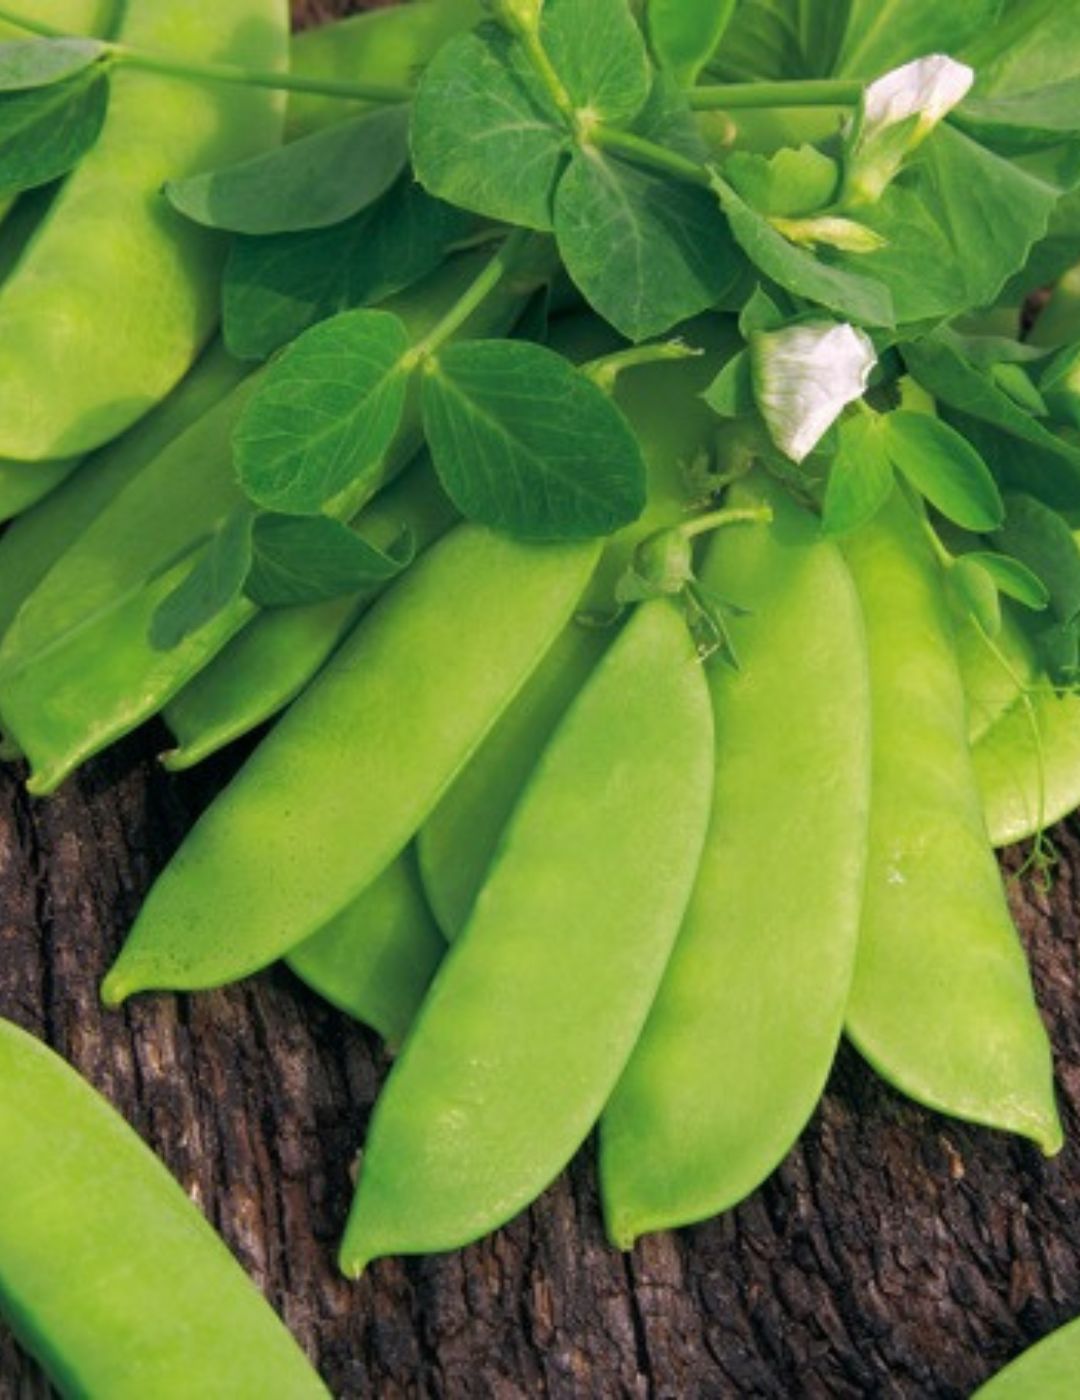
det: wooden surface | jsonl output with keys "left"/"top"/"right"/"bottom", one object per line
{"left": 4, "top": 4, "right": 1080, "bottom": 1396}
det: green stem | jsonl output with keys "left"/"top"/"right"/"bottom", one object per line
{"left": 589, "top": 124, "right": 712, "bottom": 189}
{"left": 108, "top": 44, "right": 414, "bottom": 104}
{"left": 411, "top": 228, "right": 537, "bottom": 360}
{"left": 0, "top": 4, "right": 59, "bottom": 36}
{"left": 681, "top": 505, "right": 773, "bottom": 540}
{"left": 585, "top": 341, "right": 702, "bottom": 393}
{"left": 689, "top": 79, "right": 863, "bottom": 110}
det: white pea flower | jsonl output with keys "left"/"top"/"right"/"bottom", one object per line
{"left": 844, "top": 54, "right": 975, "bottom": 205}
{"left": 751, "top": 321, "right": 877, "bottom": 463}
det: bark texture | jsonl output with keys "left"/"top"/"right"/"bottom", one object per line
{"left": 4, "top": 4, "right": 1080, "bottom": 1396}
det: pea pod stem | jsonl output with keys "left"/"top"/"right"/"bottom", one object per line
{"left": 588, "top": 123, "right": 714, "bottom": 189}
{"left": 408, "top": 228, "right": 539, "bottom": 360}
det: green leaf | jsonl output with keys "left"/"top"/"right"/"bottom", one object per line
{"left": 647, "top": 0, "right": 737, "bottom": 84}
{"left": 246, "top": 513, "right": 413, "bottom": 608}
{"left": 703, "top": 349, "right": 754, "bottom": 418}
{"left": 835, "top": 0, "right": 1001, "bottom": 78}
{"left": 902, "top": 332, "right": 1080, "bottom": 509}
{"left": 822, "top": 413, "right": 895, "bottom": 535}
{"left": 751, "top": 320, "right": 877, "bottom": 462}
{"left": 542, "top": 0, "right": 652, "bottom": 125}
{"left": 883, "top": 411, "right": 1004, "bottom": 531}
{"left": 725, "top": 146, "right": 839, "bottom": 217}
{"left": 410, "top": 24, "right": 566, "bottom": 231}
{"left": 994, "top": 493, "right": 1080, "bottom": 624}
{"left": 0, "top": 65, "right": 108, "bottom": 199}
{"left": 960, "top": 551, "right": 1050, "bottom": 610}
{"left": 711, "top": 0, "right": 849, "bottom": 80}
{"left": 949, "top": 556, "right": 1002, "bottom": 637}
{"left": 223, "top": 181, "right": 471, "bottom": 362}
{"left": 166, "top": 108, "right": 410, "bottom": 235}
{"left": 421, "top": 339, "right": 646, "bottom": 539}
{"left": 0, "top": 38, "right": 105, "bottom": 90}
{"left": 966, "top": 0, "right": 1080, "bottom": 96}
{"left": 233, "top": 310, "right": 412, "bottom": 516}
{"left": 739, "top": 285, "right": 785, "bottom": 336}
{"left": 954, "top": 79, "right": 1080, "bottom": 154}
{"left": 150, "top": 510, "right": 254, "bottom": 653}
{"left": 833, "top": 126, "right": 1058, "bottom": 326}
{"left": 711, "top": 173, "right": 894, "bottom": 327}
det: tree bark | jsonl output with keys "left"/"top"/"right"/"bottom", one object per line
{"left": 4, "top": 6, "right": 1080, "bottom": 1396}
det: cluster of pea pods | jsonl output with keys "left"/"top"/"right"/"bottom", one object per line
{"left": 0, "top": 0, "right": 1075, "bottom": 1394}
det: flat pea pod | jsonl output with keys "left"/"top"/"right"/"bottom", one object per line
{"left": 842, "top": 491, "right": 1061, "bottom": 1154}
{"left": 0, "top": 252, "right": 530, "bottom": 794}
{"left": 0, "top": 0, "right": 288, "bottom": 461}
{"left": 287, "top": 849, "right": 444, "bottom": 1050}
{"left": 974, "top": 1315, "right": 1080, "bottom": 1398}
{"left": 0, "top": 341, "right": 246, "bottom": 645}
{"left": 600, "top": 473, "right": 871, "bottom": 1247}
{"left": 103, "top": 526, "right": 601, "bottom": 1003}
{"left": 0, "top": 1017, "right": 328, "bottom": 1398}
{"left": 418, "top": 317, "right": 742, "bottom": 938}
{"left": 339, "top": 597, "right": 714, "bottom": 1274}
{"left": 161, "top": 457, "right": 457, "bottom": 771}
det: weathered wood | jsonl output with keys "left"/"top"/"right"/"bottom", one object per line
{"left": 3, "top": 5, "right": 1080, "bottom": 1395}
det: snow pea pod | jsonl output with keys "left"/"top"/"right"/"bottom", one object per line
{"left": 161, "top": 457, "right": 457, "bottom": 771}
{"left": 974, "top": 1315, "right": 1080, "bottom": 1398}
{"left": 103, "top": 525, "right": 601, "bottom": 1002}
{"left": 0, "top": 1017, "right": 328, "bottom": 1398}
{"left": 287, "top": 850, "right": 444, "bottom": 1050}
{"left": 340, "top": 597, "right": 714, "bottom": 1274}
{"left": 0, "top": 342, "right": 246, "bottom": 645}
{"left": 0, "top": 0, "right": 288, "bottom": 461}
{"left": 975, "top": 677, "right": 1080, "bottom": 849}
{"left": 842, "top": 492, "right": 1061, "bottom": 1154}
{"left": 600, "top": 473, "right": 871, "bottom": 1248}
{"left": 0, "top": 252, "right": 531, "bottom": 794}
{"left": 418, "top": 317, "right": 741, "bottom": 937}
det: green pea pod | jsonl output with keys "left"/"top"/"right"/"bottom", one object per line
{"left": 102, "top": 526, "right": 601, "bottom": 1002}
{"left": 958, "top": 610, "right": 1041, "bottom": 749}
{"left": 418, "top": 317, "right": 742, "bottom": 938}
{"left": 339, "top": 597, "right": 714, "bottom": 1274}
{"left": 974, "top": 1315, "right": 1080, "bottom": 1397}
{"left": 287, "top": 849, "right": 445, "bottom": 1050}
{"left": 600, "top": 473, "right": 871, "bottom": 1248}
{"left": 842, "top": 492, "right": 1061, "bottom": 1155}
{"left": 0, "top": 252, "right": 533, "bottom": 794}
{"left": 0, "top": 1017, "right": 328, "bottom": 1398}
{"left": 0, "top": 341, "right": 246, "bottom": 645}
{"left": 0, "top": 0, "right": 288, "bottom": 461}
{"left": 161, "top": 457, "right": 457, "bottom": 771}
{"left": 975, "top": 678, "right": 1080, "bottom": 849}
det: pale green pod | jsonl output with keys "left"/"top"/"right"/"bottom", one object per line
{"left": 340, "top": 598, "right": 714, "bottom": 1274}
{"left": 287, "top": 850, "right": 444, "bottom": 1050}
{"left": 842, "top": 492, "right": 1061, "bottom": 1154}
{"left": 974, "top": 1315, "right": 1080, "bottom": 1398}
{"left": 600, "top": 474, "right": 871, "bottom": 1247}
{"left": 0, "top": 1018, "right": 328, "bottom": 1398}
{"left": 0, "top": 0, "right": 289, "bottom": 460}
{"left": 102, "top": 526, "right": 601, "bottom": 1001}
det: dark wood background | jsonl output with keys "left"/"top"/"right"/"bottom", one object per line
{"left": 4, "top": 4, "right": 1080, "bottom": 1395}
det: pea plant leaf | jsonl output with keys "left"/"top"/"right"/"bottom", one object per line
{"left": 882, "top": 411, "right": 1005, "bottom": 532}
{"left": 0, "top": 38, "right": 106, "bottom": 90}
{"left": 0, "top": 65, "right": 109, "bottom": 199}
{"left": 410, "top": 24, "right": 568, "bottom": 231}
{"left": 954, "top": 79, "right": 1080, "bottom": 154}
{"left": 704, "top": 349, "right": 754, "bottom": 418}
{"left": 233, "top": 310, "right": 413, "bottom": 516}
{"left": 949, "top": 555, "right": 1003, "bottom": 637}
{"left": 647, "top": 0, "right": 737, "bottom": 85}
{"left": 245, "top": 513, "right": 413, "bottom": 608}
{"left": 965, "top": 0, "right": 1080, "bottom": 95}
{"left": 822, "top": 412, "right": 895, "bottom": 536}
{"left": 149, "top": 509, "right": 254, "bottom": 653}
{"left": 711, "top": 173, "right": 894, "bottom": 327}
{"left": 994, "top": 492, "right": 1080, "bottom": 624}
{"left": 960, "top": 551, "right": 1050, "bottom": 610}
{"left": 725, "top": 145, "right": 839, "bottom": 218}
{"left": 165, "top": 107, "right": 411, "bottom": 235}
{"left": 542, "top": 0, "right": 652, "bottom": 126}
{"left": 710, "top": 0, "right": 849, "bottom": 80}
{"left": 902, "top": 332, "right": 1080, "bottom": 509}
{"left": 834, "top": 0, "right": 1001, "bottom": 78}
{"left": 831, "top": 126, "right": 1059, "bottom": 326}
{"left": 223, "top": 181, "right": 471, "bottom": 362}
{"left": 421, "top": 339, "right": 646, "bottom": 539}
